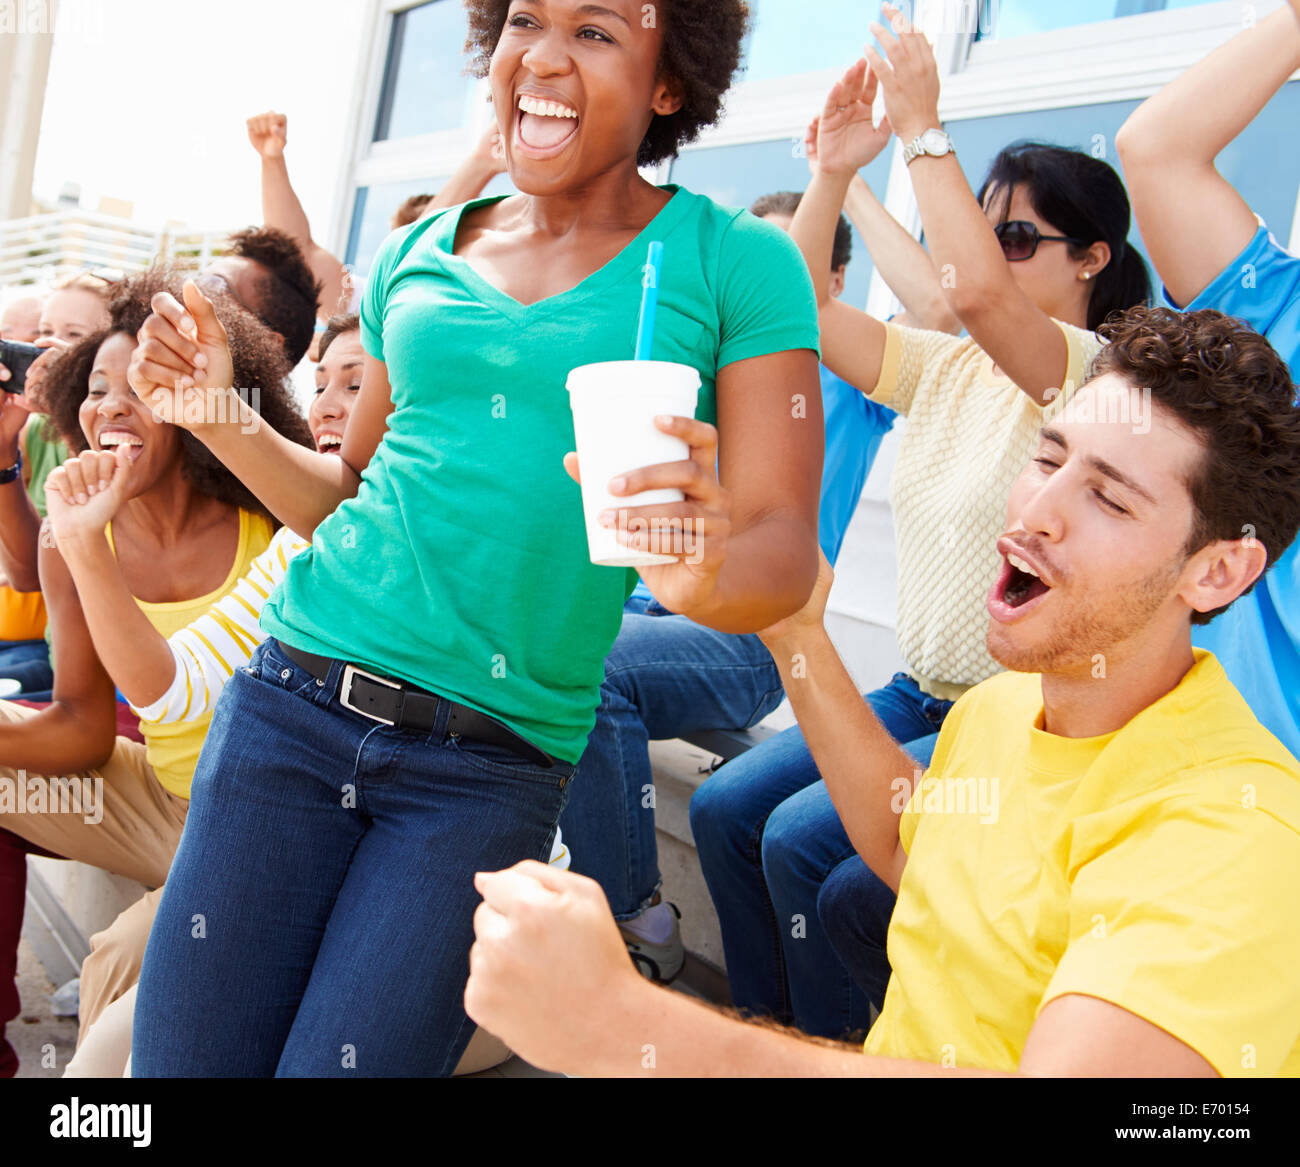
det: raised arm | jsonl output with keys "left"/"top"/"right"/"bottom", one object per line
{"left": 843, "top": 174, "right": 961, "bottom": 333}
{"left": 45, "top": 452, "right": 304, "bottom": 717}
{"left": 0, "top": 533, "right": 117, "bottom": 773}
{"left": 129, "top": 283, "right": 393, "bottom": 537}
{"left": 248, "top": 111, "right": 346, "bottom": 318}
{"left": 43, "top": 449, "right": 195, "bottom": 709}
{"left": 1115, "top": 7, "right": 1300, "bottom": 306}
{"left": 865, "top": 9, "right": 1069, "bottom": 404}
{"left": 758, "top": 553, "right": 915, "bottom": 890}
{"left": 788, "top": 67, "right": 894, "bottom": 396}
{"left": 803, "top": 113, "right": 961, "bottom": 334}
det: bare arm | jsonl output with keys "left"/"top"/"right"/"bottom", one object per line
{"left": 759, "top": 555, "right": 914, "bottom": 891}
{"left": 0, "top": 404, "right": 42, "bottom": 592}
{"left": 467, "top": 863, "right": 1219, "bottom": 1077}
{"left": 248, "top": 111, "right": 345, "bottom": 318}
{"left": 43, "top": 454, "right": 177, "bottom": 709}
{"left": 790, "top": 170, "right": 890, "bottom": 395}
{"left": 1116, "top": 8, "right": 1300, "bottom": 306}
{"left": 0, "top": 534, "right": 117, "bottom": 772}
{"left": 866, "top": 18, "right": 1068, "bottom": 404}
{"left": 129, "top": 285, "right": 393, "bottom": 536}
{"left": 604, "top": 349, "right": 823, "bottom": 634}
{"left": 843, "top": 175, "right": 961, "bottom": 334}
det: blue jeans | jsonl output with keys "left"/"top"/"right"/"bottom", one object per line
{"left": 689, "top": 672, "right": 953, "bottom": 1039}
{"left": 559, "top": 595, "right": 784, "bottom": 918}
{"left": 0, "top": 639, "right": 52, "bottom": 694}
{"left": 132, "top": 638, "right": 576, "bottom": 1077}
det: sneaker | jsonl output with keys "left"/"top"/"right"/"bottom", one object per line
{"left": 619, "top": 902, "right": 684, "bottom": 984}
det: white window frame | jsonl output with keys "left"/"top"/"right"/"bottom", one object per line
{"left": 334, "top": 1, "right": 1300, "bottom": 270}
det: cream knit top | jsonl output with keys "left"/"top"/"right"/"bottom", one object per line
{"left": 872, "top": 319, "right": 1102, "bottom": 700}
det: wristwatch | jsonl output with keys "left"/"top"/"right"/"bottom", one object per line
{"left": 903, "top": 127, "right": 955, "bottom": 165}
{"left": 0, "top": 451, "right": 20, "bottom": 485}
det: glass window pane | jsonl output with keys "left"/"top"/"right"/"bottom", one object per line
{"left": 739, "top": 0, "right": 876, "bottom": 82}
{"left": 944, "top": 83, "right": 1300, "bottom": 277}
{"left": 344, "top": 179, "right": 442, "bottom": 279}
{"left": 344, "top": 173, "right": 522, "bottom": 280}
{"left": 373, "top": 0, "right": 476, "bottom": 141}
{"left": 977, "top": 0, "right": 1220, "bottom": 42}
{"left": 669, "top": 139, "right": 892, "bottom": 309}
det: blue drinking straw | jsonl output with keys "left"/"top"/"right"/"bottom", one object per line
{"left": 634, "top": 241, "right": 664, "bottom": 361}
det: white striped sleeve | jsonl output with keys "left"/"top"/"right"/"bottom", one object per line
{"left": 131, "top": 527, "right": 310, "bottom": 724}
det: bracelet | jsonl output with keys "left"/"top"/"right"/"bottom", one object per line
{"left": 0, "top": 450, "right": 21, "bottom": 485}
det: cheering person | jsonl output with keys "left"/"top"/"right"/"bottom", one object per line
{"left": 130, "top": 0, "right": 823, "bottom": 1077}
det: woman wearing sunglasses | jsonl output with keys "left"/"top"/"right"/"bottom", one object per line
{"left": 691, "top": 7, "right": 1150, "bottom": 1041}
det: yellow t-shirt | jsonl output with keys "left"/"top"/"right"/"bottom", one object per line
{"left": 108, "top": 509, "right": 274, "bottom": 798}
{"left": 864, "top": 650, "right": 1300, "bottom": 1077}
{"left": 872, "top": 320, "right": 1101, "bottom": 699}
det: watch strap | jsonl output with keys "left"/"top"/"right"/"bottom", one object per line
{"left": 0, "top": 450, "right": 21, "bottom": 485}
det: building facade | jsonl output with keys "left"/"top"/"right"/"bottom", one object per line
{"left": 329, "top": 0, "right": 1300, "bottom": 690}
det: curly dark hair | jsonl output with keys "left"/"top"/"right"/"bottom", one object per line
{"left": 226, "top": 226, "right": 322, "bottom": 366}
{"left": 464, "top": 0, "right": 750, "bottom": 167}
{"left": 317, "top": 313, "right": 360, "bottom": 360}
{"left": 1090, "top": 306, "right": 1300, "bottom": 624}
{"left": 41, "top": 266, "right": 314, "bottom": 521}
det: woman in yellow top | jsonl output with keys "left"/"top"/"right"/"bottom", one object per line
{"left": 0, "top": 268, "right": 309, "bottom": 1077}
{"left": 691, "top": 7, "right": 1153, "bottom": 1040}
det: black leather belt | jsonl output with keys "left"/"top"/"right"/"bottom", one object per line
{"left": 274, "top": 640, "right": 555, "bottom": 768}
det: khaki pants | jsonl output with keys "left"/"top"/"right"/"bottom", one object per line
{"left": 0, "top": 701, "right": 186, "bottom": 1047}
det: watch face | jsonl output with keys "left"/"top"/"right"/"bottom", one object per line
{"left": 921, "top": 128, "right": 950, "bottom": 154}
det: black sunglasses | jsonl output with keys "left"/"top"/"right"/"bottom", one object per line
{"left": 994, "top": 220, "right": 1087, "bottom": 262}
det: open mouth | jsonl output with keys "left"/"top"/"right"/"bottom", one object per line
{"left": 987, "top": 549, "right": 1054, "bottom": 623}
{"left": 98, "top": 429, "right": 145, "bottom": 463}
{"left": 316, "top": 432, "right": 343, "bottom": 455}
{"left": 514, "top": 92, "right": 580, "bottom": 158}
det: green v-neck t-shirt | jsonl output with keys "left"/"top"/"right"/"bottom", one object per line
{"left": 260, "top": 184, "right": 820, "bottom": 762}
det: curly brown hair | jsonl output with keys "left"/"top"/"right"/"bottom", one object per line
{"left": 1090, "top": 306, "right": 1300, "bottom": 624}
{"left": 464, "top": 0, "right": 750, "bottom": 167}
{"left": 41, "top": 266, "right": 314, "bottom": 520}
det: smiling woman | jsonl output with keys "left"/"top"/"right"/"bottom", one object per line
{"left": 128, "top": 0, "right": 825, "bottom": 1078}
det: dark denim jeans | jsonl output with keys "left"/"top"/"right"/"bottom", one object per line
{"left": 0, "top": 639, "right": 52, "bottom": 694}
{"left": 559, "top": 594, "right": 784, "bottom": 918}
{"left": 689, "top": 672, "right": 952, "bottom": 1040}
{"left": 132, "top": 637, "right": 575, "bottom": 1078}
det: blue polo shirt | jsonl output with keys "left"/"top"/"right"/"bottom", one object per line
{"left": 629, "top": 363, "right": 895, "bottom": 607}
{"left": 1172, "top": 222, "right": 1300, "bottom": 758}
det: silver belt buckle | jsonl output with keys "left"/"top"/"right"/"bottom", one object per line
{"left": 339, "top": 663, "right": 402, "bottom": 726}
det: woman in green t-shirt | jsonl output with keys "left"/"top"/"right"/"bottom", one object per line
{"left": 129, "top": 0, "right": 823, "bottom": 1078}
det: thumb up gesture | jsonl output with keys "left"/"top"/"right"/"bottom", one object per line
{"left": 128, "top": 282, "right": 236, "bottom": 434}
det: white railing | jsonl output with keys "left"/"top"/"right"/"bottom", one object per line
{"left": 0, "top": 209, "right": 235, "bottom": 288}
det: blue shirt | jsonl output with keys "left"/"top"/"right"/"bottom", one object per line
{"left": 1171, "top": 223, "right": 1300, "bottom": 758}
{"left": 630, "top": 363, "right": 895, "bottom": 605}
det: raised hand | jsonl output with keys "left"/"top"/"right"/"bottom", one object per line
{"left": 813, "top": 57, "right": 893, "bottom": 177}
{"left": 865, "top": 2, "right": 943, "bottom": 143}
{"left": 563, "top": 415, "right": 732, "bottom": 617}
{"left": 128, "top": 282, "right": 235, "bottom": 434}
{"left": 246, "top": 111, "right": 288, "bottom": 160}
{"left": 470, "top": 123, "right": 508, "bottom": 178}
{"left": 43, "top": 446, "right": 134, "bottom": 548}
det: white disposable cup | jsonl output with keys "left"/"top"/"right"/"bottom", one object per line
{"left": 567, "top": 360, "right": 702, "bottom": 568}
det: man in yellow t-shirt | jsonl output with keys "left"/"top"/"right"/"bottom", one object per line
{"left": 460, "top": 305, "right": 1300, "bottom": 1078}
